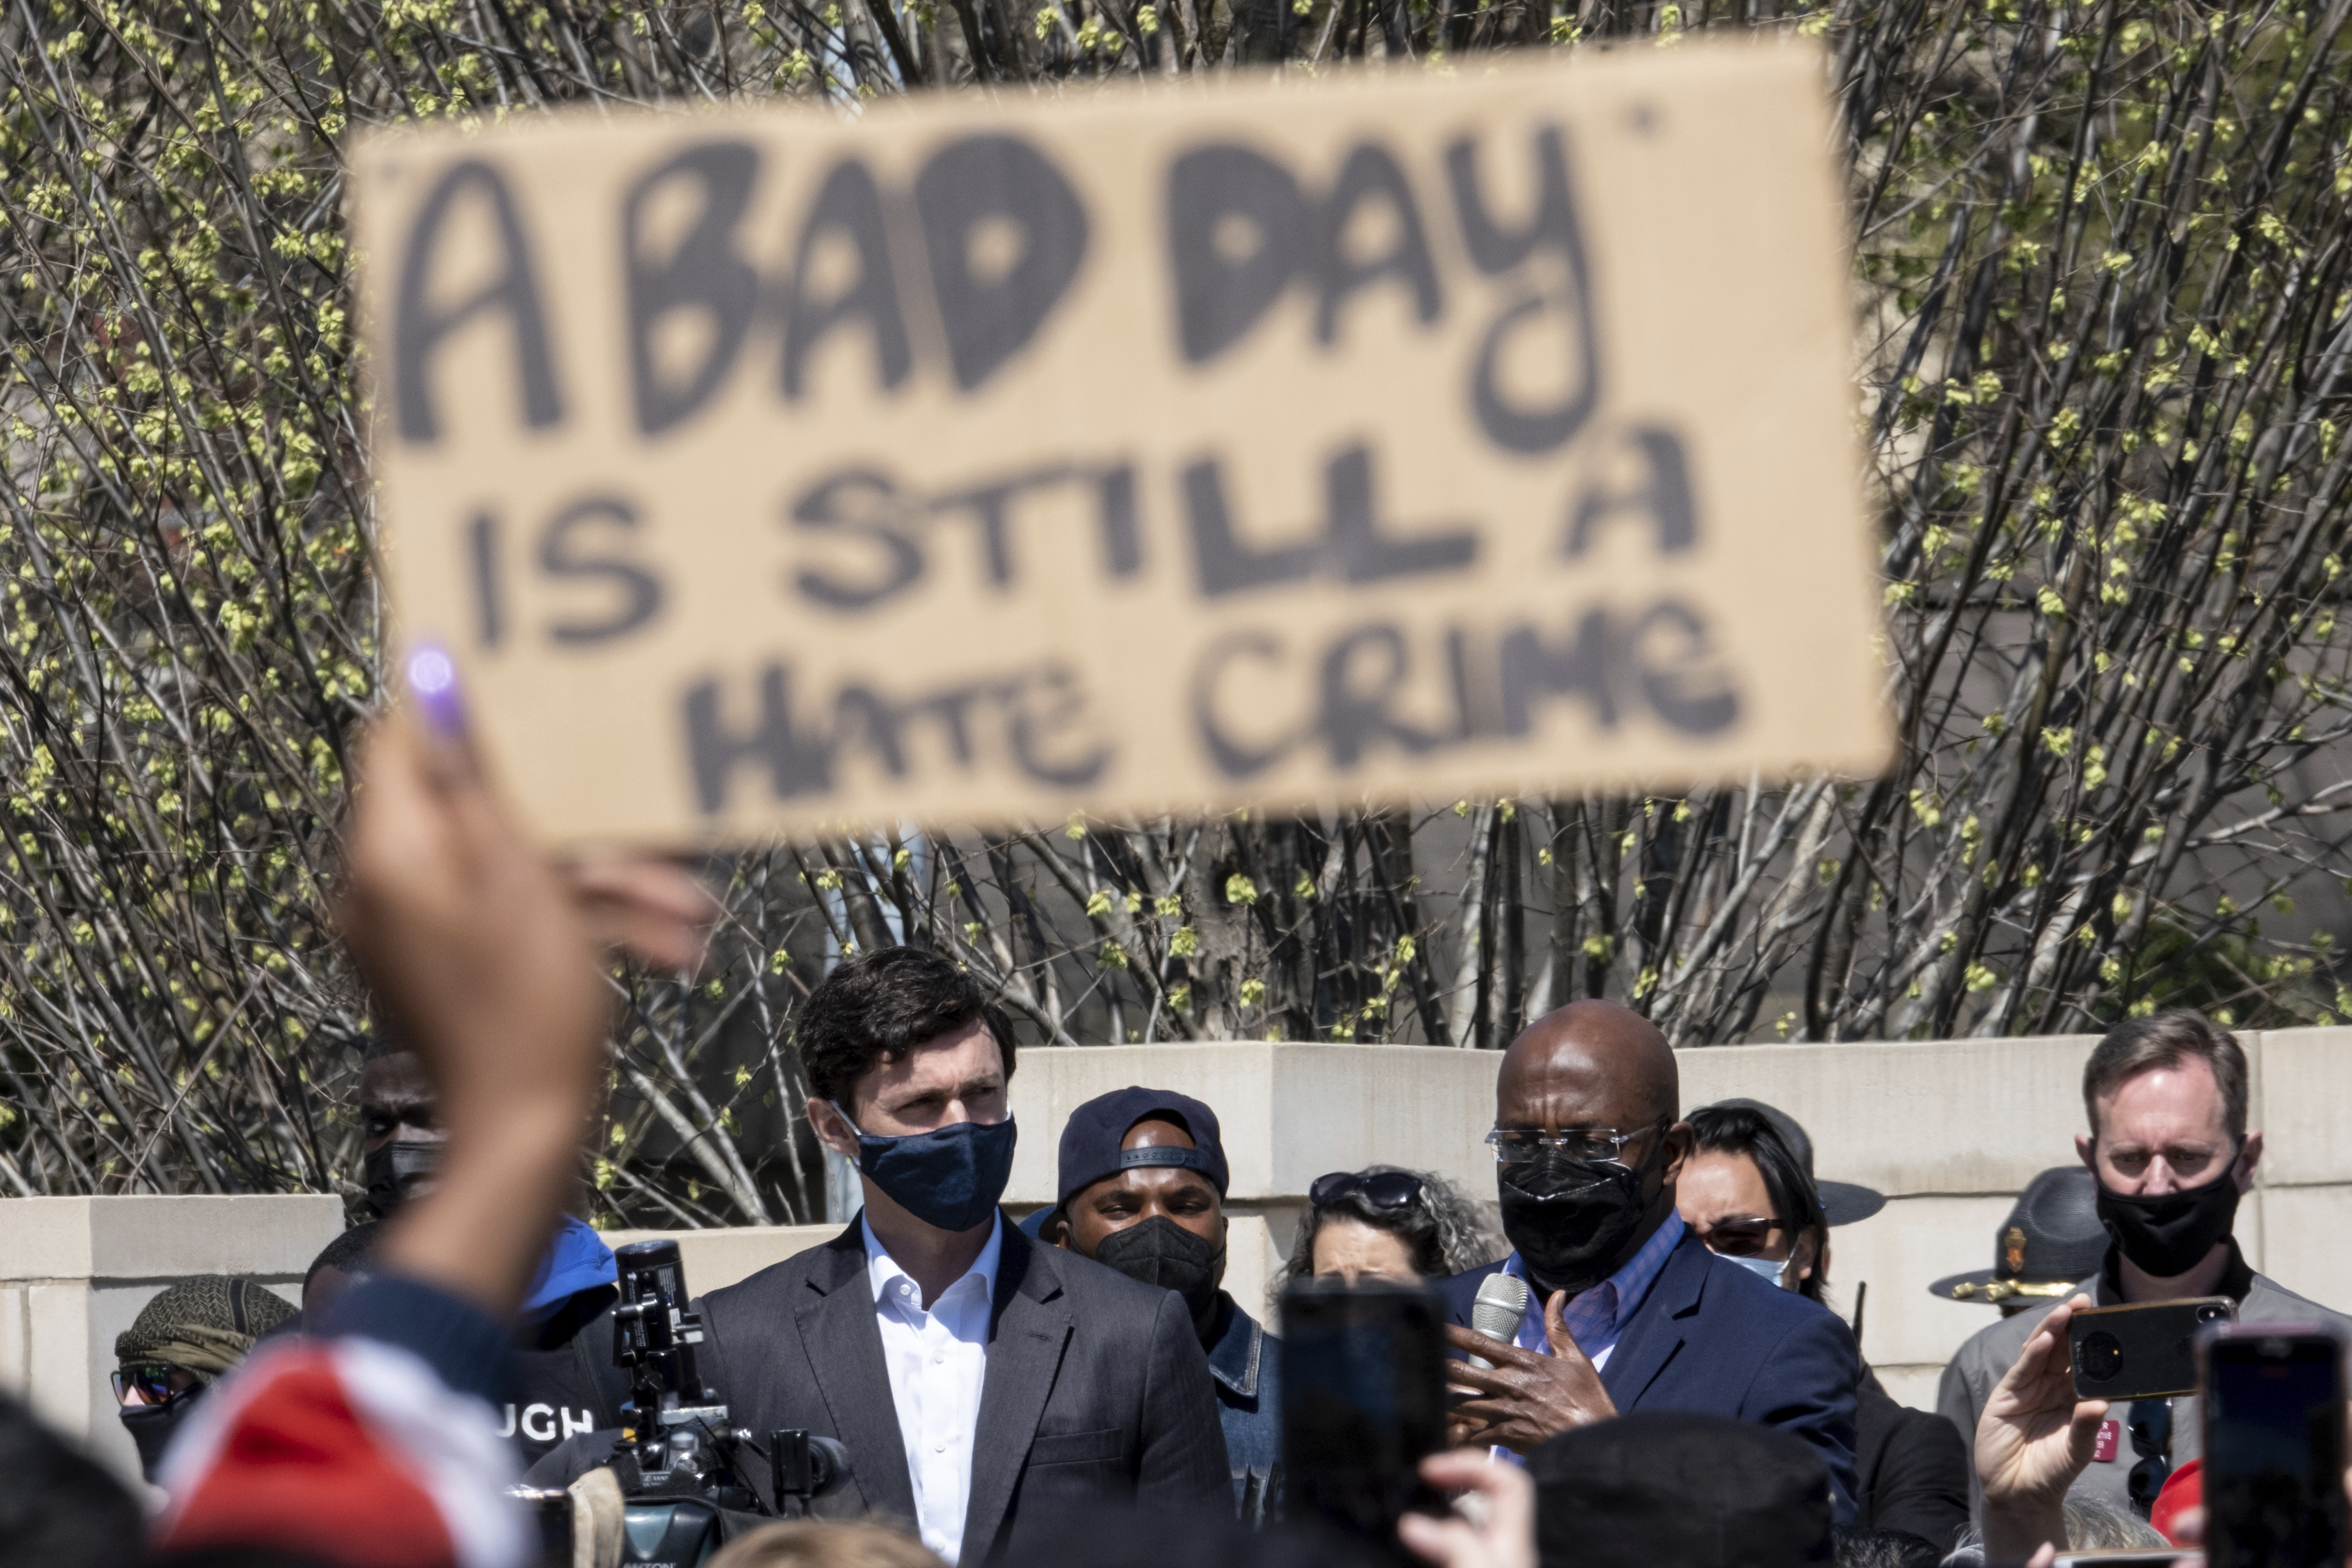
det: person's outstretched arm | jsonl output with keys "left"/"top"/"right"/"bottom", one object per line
{"left": 157, "top": 682, "right": 710, "bottom": 1568}
{"left": 1974, "top": 1295, "right": 2107, "bottom": 1568}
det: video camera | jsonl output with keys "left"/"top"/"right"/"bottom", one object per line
{"left": 550, "top": 1239, "right": 852, "bottom": 1566}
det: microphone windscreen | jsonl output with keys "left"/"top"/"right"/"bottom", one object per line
{"left": 1468, "top": 1271, "right": 1530, "bottom": 1369}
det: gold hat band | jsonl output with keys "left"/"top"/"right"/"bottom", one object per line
{"left": 1949, "top": 1278, "right": 2079, "bottom": 1302}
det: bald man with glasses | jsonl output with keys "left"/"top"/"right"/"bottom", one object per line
{"left": 1437, "top": 1000, "right": 1862, "bottom": 1521}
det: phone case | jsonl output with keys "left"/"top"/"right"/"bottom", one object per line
{"left": 2068, "top": 1297, "right": 2236, "bottom": 1401}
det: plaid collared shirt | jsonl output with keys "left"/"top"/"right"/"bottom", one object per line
{"left": 1503, "top": 1210, "right": 1686, "bottom": 1371}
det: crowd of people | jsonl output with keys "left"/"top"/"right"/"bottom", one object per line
{"left": 4, "top": 691, "right": 2348, "bottom": 1568}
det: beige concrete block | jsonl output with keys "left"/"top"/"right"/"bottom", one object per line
{"left": 0, "top": 1195, "right": 344, "bottom": 1284}
{"left": 1006, "top": 1044, "right": 1279, "bottom": 1203}
{"left": 1677, "top": 1035, "right": 2101, "bottom": 1197}
{"left": 25, "top": 1282, "right": 94, "bottom": 1436}
{"left": 2249, "top": 1028, "right": 2352, "bottom": 1187}
{"left": 1006, "top": 1044, "right": 1508, "bottom": 1204}
{"left": 606, "top": 1224, "right": 840, "bottom": 1296}
{"left": 2242, "top": 1185, "right": 2352, "bottom": 1316}
{"left": 1824, "top": 1195, "right": 2019, "bottom": 1388}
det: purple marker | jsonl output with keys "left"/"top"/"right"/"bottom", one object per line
{"left": 405, "top": 643, "right": 467, "bottom": 738}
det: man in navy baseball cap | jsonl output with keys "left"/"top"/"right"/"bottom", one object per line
{"left": 1043, "top": 1086, "right": 1280, "bottom": 1516}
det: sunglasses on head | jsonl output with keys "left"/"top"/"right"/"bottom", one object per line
{"left": 112, "top": 1364, "right": 198, "bottom": 1407}
{"left": 1309, "top": 1170, "right": 1425, "bottom": 1210}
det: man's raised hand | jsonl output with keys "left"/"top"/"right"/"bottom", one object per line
{"left": 1441, "top": 1289, "right": 1617, "bottom": 1453}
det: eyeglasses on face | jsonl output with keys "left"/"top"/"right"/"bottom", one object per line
{"left": 1485, "top": 1119, "right": 1666, "bottom": 1168}
{"left": 1309, "top": 1170, "right": 1425, "bottom": 1209}
{"left": 1694, "top": 1216, "right": 1783, "bottom": 1257}
{"left": 112, "top": 1363, "right": 199, "bottom": 1408}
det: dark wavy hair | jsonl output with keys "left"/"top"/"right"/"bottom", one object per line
{"left": 1683, "top": 1103, "right": 1829, "bottom": 1304}
{"left": 1272, "top": 1167, "right": 1504, "bottom": 1302}
{"left": 795, "top": 946, "right": 1016, "bottom": 1108}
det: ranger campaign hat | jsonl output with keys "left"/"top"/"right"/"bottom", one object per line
{"left": 1928, "top": 1165, "right": 2106, "bottom": 1305}
{"left": 1703, "top": 1098, "right": 1886, "bottom": 1227}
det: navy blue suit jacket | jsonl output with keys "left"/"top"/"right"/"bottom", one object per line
{"left": 1441, "top": 1231, "right": 1861, "bottom": 1520}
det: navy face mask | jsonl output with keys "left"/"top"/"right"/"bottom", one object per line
{"left": 835, "top": 1106, "right": 1017, "bottom": 1233}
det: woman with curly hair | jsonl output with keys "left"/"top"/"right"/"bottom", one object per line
{"left": 1274, "top": 1167, "right": 1505, "bottom": 1293}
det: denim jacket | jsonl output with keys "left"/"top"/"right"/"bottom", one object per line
{"left": 1205, "top": 1291, "right": 1281, "bottom": 1521}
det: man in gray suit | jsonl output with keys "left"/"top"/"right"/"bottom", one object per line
{"left": 1938, "top": 1009, "right": 2351, "bottom": 1522}
{"left": 698, "top": 946, "right": 1230, "bottom": 1563}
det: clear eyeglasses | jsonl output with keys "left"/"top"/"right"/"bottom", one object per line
{"left": 1483, "top": 1119, "right": 1665, "bottom": 1168}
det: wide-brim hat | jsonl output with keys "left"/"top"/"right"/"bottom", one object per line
{"left": 1928, "top": 1164, "right": 2105, "bottom": 1305}
{"left": 1702, "top": 1098, "right": 1887, "bottom": 1227}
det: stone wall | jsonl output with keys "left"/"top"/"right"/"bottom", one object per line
{"left": 0, "top": 1195, "right": 343, "bottom": 1486}
{"left": 12, "top": 1026, "right": 2351, "bottom": 1485}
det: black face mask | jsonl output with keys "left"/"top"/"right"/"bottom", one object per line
{"left": 1499, "top": 1147, "right": 1657, "bottom": 1297}
{"left": 364, "top": 1139, "right": 444, "bottom": 1218}
{"left": 1092, "top": 1215, "right": 1225, "bottom": 1321}
{"left": 120, "top": 1392, "right": 202, "bottom": 1484}
{"left": 2097, "top": 1157, "right": 2242, "bottom": 1278}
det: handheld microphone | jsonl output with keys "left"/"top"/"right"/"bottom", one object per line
{"left": 1468, "top": 1272, "right": 1530, "bottom": 1369}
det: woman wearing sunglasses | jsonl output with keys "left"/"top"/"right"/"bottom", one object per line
{"left": 1678, "top": 1099, "right": 1969, "bottom": 1556}
{"left": 1278, "top": 1166, "right": 1503, "bottom": 1288}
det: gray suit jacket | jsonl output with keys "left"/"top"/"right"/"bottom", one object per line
{"left": 697, "top": 1215, "right": 1231, "bottom": 1563}
{"left": 1936, "top": 1250, "right": 2351, "bottom": 1521}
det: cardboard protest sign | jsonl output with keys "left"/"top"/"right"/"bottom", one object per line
{"left": 350, "top": 42, "right": 1889, "bottom": 847}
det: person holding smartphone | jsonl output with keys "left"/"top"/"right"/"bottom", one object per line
{"left": 1938, "top": 1010, "right": 2352, "bottom": 1522}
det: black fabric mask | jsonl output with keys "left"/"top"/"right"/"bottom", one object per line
{"left": 1499, "top": 1149, "right": 1655, "bottom": 1297}
{"left": 1092, "top": 1215, "right": 1225, "bottom": 1320}
{"left": 2097, "top": 1158, "right": 2242, "bottom": 1278}
{"left": 364, "top": 1139, "right": 444, "bottom": 1218}
{"left": 120, "top": 1392, "right": 201, "bottom": 1484}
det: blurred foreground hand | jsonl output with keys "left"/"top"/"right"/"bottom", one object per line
{"left": 1399, "top": 1451, "right": 1535, "bottom": 1568}
{"left": 335, "top": 678, "right": 716, "bottom": 1314}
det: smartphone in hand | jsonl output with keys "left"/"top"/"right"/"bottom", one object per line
{"left": 2068, "top": 1298, "right": 2235, "bottom": 1401}
{"left": 1281, "top": 1278, "right": 1449, "bottom": 1566}
{"left": 2200, "top": 1323, "right": 2347, "bottom": 1568}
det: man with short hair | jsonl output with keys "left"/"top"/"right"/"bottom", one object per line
{"left": 698, "top": 947, "right": 1229, "bottom": 1564}
{"left": 1050, "top": 1087, "right": 1282, "bottom": 1514}
{"left": 1438, "top": 999, "right": 1861, "bottom": 1518}
{"left": 1936, "top": 1008, "right": 2352, "bottom": 1520}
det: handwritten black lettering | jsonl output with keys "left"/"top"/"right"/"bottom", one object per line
{"left": 1320, "top": 622, "right": 1444, "bottom": 768}
{"left": 1451, "top": 126, "right": 1601, "bottom": 456}
{"left": 1186, "top": 443, "right": 1478, "bottom": 598}
{"left": 537, "top": 496, "right": 664, "bottom": 645}
{"left": 1181, "top": 456, "right": 1321, "bottom": 597}
{"left": 682, "top": 660, "right": 1113, "bottom": 813}
{"left": 1190, "top": 631, "right": 1296, "bottom": 778}
{"left": 1314, "top": 144, "right": 1442, "bottom": 346}
{"left": 780, "top": 159, "right": 914, "bottom": 402}
{"left": 1167, "top": 145, "right": 1311, "bottom": 365}
{"left": 1631, "top": 600, "right": 1739, "bottom": 735}
{"left": 789, "top": 469, "right": 925, "bottom": 610}
{"left": 684, "top": 664, "right": 834, "bottom": 811}
{"left": 393, "top": 160, "right": 563, "bottom": 444}
{"left": 622, "top": 141, "right": 761, "bottom": 437}
{"left": 1006, "top": 663, "right": 1112, "bottom": 787}
{"left": 1564, "top": 426, "right": 1697, "bottom": 556}
{"left": 468, "top": 511, "right": 503, "bottom": 650}
{"left": 1498, "top": 607, "right": 1619, "bottom": 734}
{"left": 914, "top": 136, "right": 1089, "bottom": 392}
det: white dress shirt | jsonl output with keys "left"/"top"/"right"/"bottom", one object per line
{"left": 863, "top": 1214, "right": 1003, "bottom": 1565}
